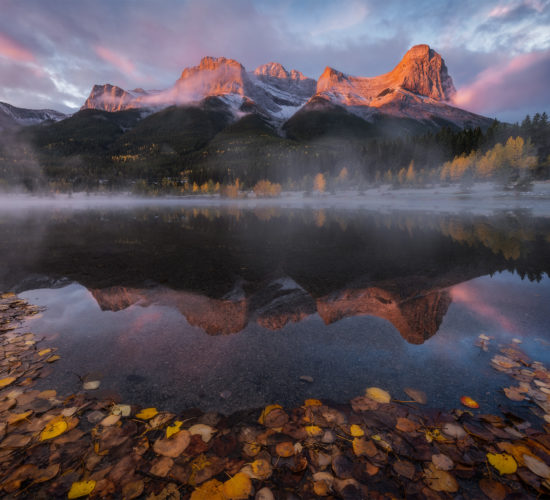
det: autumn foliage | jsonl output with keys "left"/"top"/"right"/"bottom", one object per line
{"left": 253, "top": 179, "right": 282, "bottom": 198}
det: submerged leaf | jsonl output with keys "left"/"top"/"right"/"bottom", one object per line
{"left": 258, "top": 404, "right": 282, "bottom": 425}
{"left": 523, "top": 454, "right": 550, "bottom": 479}
{"left": 190, "top": 479, "right": 224, "bottom": 500}
{"left": 166, "top": 421, "right": 182, "bottom": 438}
{"left": 0, "top": 377, "right": 16, "bottom": 388}
{"left": 404, "top": 387, "right": 427, "bottom": 404}
{"left": 223, "top": 472, "right": 252, "bottom": 499}
{"left": 365, "top": 387, "right": 391, "bottom": 403}
{"left": 487, "top": 453, "right": 517, "bottom": 475}
{"left": 135, "top": 407, "right": 158, "bottom": 420}
{"left": 67, "top": 480, "right": 96, "bottom": 499}
{"left": 40, "top": 417, "right": 68, "bottom": 440}
{"left": 350, "top": 424, "right": 364, "bottom": 437}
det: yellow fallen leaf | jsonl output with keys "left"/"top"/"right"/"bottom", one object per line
{"left": 250, "top": 459, "right": 272, "bottom": 480}
{"left": 40, "top": 417, "right": 68, "bottom": 441}
{"left": 304, "top": 399, "right": 322, "bottom": 406}
{"left": 258, "top": 404, "right": 282, "bottom": 425}
{"left": 38, "top": 348, "right": 52, "bottom": 356}
{"left": 350, "top": 424, "right": 364, "bottom": 437}
{"left": 460, "top": 396, "right": 479, "bottom": 408}
{"left": 8, "top": 410, "right": 33, "bottom": 425}
{"left": 487, "top": 453, "right": 517, "bottom": 474}
{"left": 190, "top": 479, "right": 224, "bottom": 500}
{"left": 425, "top": 429, "right": 447, "bottom": 443}
{"left": 0, "top": 377, "right": 16, "bottom": 388}
{"left": 166, "top": 420, "right": 182, "bottom": 438}
{"left": 366, "top": 387, "right": 391, "bottom": 403}
{"left": 67, "top": 480, "right": 96, "bottom": 499}
{"left": 47, "top": 355, "right": 61, "bottom": 363}
{"left": 305, "top": 425, "right": 323, "bottom": 437}
{"left": 135, "top": 407, "right": 158, "bottom": 420}
{"left": 223, "top": 472, "right": 252, "bottom": 499}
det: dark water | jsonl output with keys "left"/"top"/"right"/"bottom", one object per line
{"left": 1, "top": 204, "right": 550, "bottom": 414}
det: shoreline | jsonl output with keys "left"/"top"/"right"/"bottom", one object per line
{"left": 1, "top": 182, "right": 550, "bottom": 217}
{"left": 1, "top": 294, "right": 550, "bottom": 497}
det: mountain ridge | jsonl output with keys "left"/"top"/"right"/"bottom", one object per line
{"left": 80, "top": 45, "right": 492, "bottom": 131}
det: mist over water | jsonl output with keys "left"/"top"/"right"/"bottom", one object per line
{"left": 2, "top": 201, "right": 550, "bottom": 413}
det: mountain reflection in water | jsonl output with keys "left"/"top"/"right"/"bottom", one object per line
{"left": 1, "top": 207, "right": 548, "bottom": 343}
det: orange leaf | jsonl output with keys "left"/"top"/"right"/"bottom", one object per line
{"left": 460, "top": 396, "right": 479, "bottom": 408}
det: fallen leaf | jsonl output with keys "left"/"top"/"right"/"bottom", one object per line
{"left": 275, "top": 441, "right": 295, "bottom": 457}
{"left": 166, "top": 421, "right": 182, "bottom": 438}
{"left": 423, "top": 463, "right": 458, "bottom": 492}
{"left": 150, "top": 456, "right": 173, "bottom": 477}
{"left": 523, "top": 454, "right": 550, "bottom": 479}
{"left": 487, "top": 453, "right": 517, "bottom": 474}
{"left": 504, "top": 387, "right": 525, "bottom": 401}
{"left": 0, "top": 377, "right": 16, "bottom": 388}
{"left": 67, "top": 480, "right": 96, "bottom": 499}
{"left": 223, "top": 472, "right": 252, "bottom": 499}
{"left": 396, "top": 417, "right": 418, "bottom": 432}
{"left": 37, "top": 390, "right": 56, "bottom": 399}
{"left": 352, "top": 438, "right": 377, "bottom": 457}
{"left": 349, "top": 424, "right": 364, "bottom": 437}
{"left": 365, "top": 387, "right": 391, "bottom": 403}
{"left": 153, "top": 429, "right": 190, "bottom": 458}
{"left": 304, "top": 399, "right": 322, "bottom": 406}
{"left": 305, "top": 425, "right": 323, "bottom": 437}
{"left": 404, "top": 387, "right": 427, "bottom": 404}
{"left": 442, "top": 422, "right": 466, "bottom": 439}
{"left": 432, "top": 454, "right": 453, "bottom": 471}
{"left": 189, "top": 423, "right": 216, "bottom": 443}
{"left": 7, "top": 410, "right": 33, "bottom": 425}
{"left": 190, "top": 479, "right": 224, "bottom": 500}
{"left": 40, "top": 416, "right": 68, "bottom": 440}
{"left": 121, "top": 479, "right": 144, "bottom": 500}
{"left": 111, "top": 404, "right": 131, "bottom": 417}
{"left": 38, "top": 348, "right": 52, "bottom": 356}
{"left": 460, "top": 396, "right": 479, "bottom": 409}
{"left": 135, "top": 407, "right": 158, "bottom": 420}
{"left": 83, "top": 380, "right": 100, "bottom": 390}
{"left": 100, "top": 414, "right": 120, "bottom": 427}
{"left": 46, "top": 355, "right": 60, "bottom": 363}
{"left": 249, "top": 459, "right": 272, "bottom": 480}
{"left": 479, "top": 478, "right": 508, "bottom": 500}
{"left": 1, "top": 433, "right": 32, "bottom": 448}
{"left": 258, "top": 404, "right": 282, "bottom": 425}
{"left": 393, "top": 460, "right": 416, "bottom": 480}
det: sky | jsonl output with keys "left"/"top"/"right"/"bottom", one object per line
{"left": 0, "top": 0, "right": 549, "bottom": 122}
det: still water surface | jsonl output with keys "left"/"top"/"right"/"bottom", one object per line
{"left": 1, "top": 204, "right": 549, "bottom": 414}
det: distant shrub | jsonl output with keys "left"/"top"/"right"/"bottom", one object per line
{"left": 220, "top": 183, "right": 240, "bottom": 198}
{"left": 253, "top": 179, "right": 282, "bottom": 198}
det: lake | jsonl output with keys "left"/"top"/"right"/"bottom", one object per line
{"left": 1, "top": 200, "right": 549, "bottom": 415}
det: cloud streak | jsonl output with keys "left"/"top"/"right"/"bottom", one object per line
{"left": 453, "top": 49, "right": 550, "bottom": 116}
{"left": 0, "top": 33, "right": 35, "bottom": 63}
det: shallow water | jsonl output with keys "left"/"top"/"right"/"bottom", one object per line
{"left": 1, "top": 204, "right": 549, "bottom": 414}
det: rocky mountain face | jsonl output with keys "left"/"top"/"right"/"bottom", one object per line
{"left": 89, "top": 276, "right": 452, "bottom": 344}
{"left": 0, "top": 101, "right": 66, "bottom": 130}
{"left": 80, "top": 45, "right": 490, "bottom": 130}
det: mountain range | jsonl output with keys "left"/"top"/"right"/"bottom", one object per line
{"left": 79, "top": 44, "right": 490, "bottom": 131}
{"left": 1, "top": 44, "right": 491, "bottom": 134}
{"left": 0, "top": 45, "right": 500, "bottom": 188}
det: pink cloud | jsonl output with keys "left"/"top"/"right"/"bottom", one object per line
{"left": 0, "top": 33, "right": 35, "bottom": 63}
{"left": 450, "top": 282, "right": 517, "bottom": 332}
{"left": 453, "top": 49, "right": 550, "bottom": 115}
{"left": 94, "top": 45, "right": 137, "bottom": 76}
